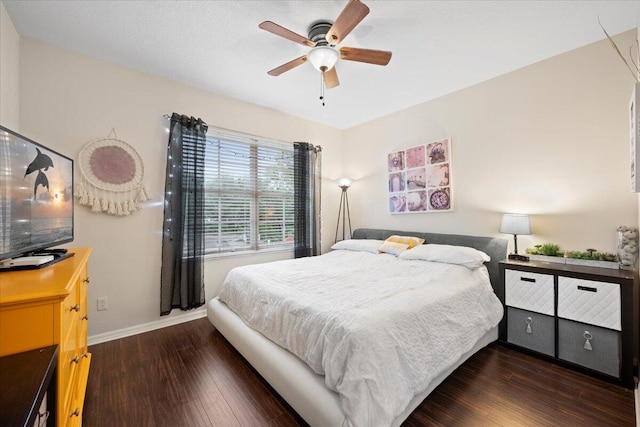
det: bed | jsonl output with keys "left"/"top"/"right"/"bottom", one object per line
{"left": 207, "top": 228, "right": 508, "bottom": 427}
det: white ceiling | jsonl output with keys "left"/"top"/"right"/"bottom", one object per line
{"left": 4, "top": 1, "right": 640, "bottom": 129}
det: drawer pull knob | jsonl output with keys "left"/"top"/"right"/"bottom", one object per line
{"left": 71, "top": 355, "right": 80, "bottom": 364}
{"left": 525, "top": 317, "right": 533, "bottom": 334}
{"left": 82, "top": 277, "right": 90, "bottom": 283}
{"left": 82, "top": 314, "right": 89, "bottom": 321}
{"left": 70, "top": 304, "right": 80, "bottom": 312}
{"left": 70, "top": 407, "right": 80, "bottom": 417}
{"left": 583, "top": 331, "right": 593, "bottom": 351}
{"left": 577, "top": 285, "right": 597, "bottom": 293}
{"left": 520, "top": 277, "right": 536, "bottom": 283}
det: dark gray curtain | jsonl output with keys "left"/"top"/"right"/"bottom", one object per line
{"left": 293, "top": 142, "right": 322, "bottom": 258}
{"left": 160, "top": 113, "right": 207, "bottom": 315}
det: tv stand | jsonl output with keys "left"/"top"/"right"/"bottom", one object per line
{"left": 0, "top": 251, "right": 74, "bottom": 271}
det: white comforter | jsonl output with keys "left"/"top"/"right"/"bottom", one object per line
{"left": 218, "top": 250, "right": 503, "bottom": 427}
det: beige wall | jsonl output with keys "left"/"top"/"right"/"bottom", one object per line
{"left": 18, "top": 38, "right": 343, "bottom": 337}
{"left": 0, "top": 1, "right": 19, "bottom": 129}
{"left": 343, "top": 30, "right": 638, "bottom": 256}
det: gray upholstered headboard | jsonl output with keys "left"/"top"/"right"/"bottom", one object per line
{"left": 352, "top": 228, "right": 508, "bottom": 303}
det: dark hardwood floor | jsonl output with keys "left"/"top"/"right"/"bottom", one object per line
{"left": 83, "top": 317, "right": 635, "bottom": 427}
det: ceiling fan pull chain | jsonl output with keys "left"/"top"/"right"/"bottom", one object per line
{"left": 320, "top": 72, "right": 325, "bottom": 107}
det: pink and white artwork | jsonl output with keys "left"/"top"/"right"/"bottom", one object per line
{"left": 387, "top": 138, "right": 453, "bottom": 214}
{"left": 406, "top": 145, "right": 426, "bottom": 169}
{"left": 427, "top": 139, "right": 449, "bottom": 164}
{"left": 387, "top": 151, "right": 405, "bottom": 172}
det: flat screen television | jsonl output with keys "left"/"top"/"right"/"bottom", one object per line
{"left": 0, "top": 125, "right": 74, "bottom": 265}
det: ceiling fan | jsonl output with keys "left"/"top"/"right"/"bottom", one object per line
{"left": 259, "top": 0, "right": 392, "bottom": 90}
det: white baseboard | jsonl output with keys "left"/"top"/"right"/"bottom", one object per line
{"left": 87, "top": 309, "right": 208, "bottom": 346}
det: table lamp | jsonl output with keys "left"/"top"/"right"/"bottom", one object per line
{"left": 500, "top": 214, "right": 531, "bottom": 261}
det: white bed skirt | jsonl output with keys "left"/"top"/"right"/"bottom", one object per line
{"left": 207, "top": 297, "right": 498, "bottom": 427}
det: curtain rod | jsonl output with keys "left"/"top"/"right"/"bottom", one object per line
{"left": 162, "top": 113, "right": 208, "bottom": 127}
{"left": 162, "top": 113, "right": 295, "bottom": 148}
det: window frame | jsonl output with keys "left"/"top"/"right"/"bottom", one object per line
{"left": 203, "top": 130, "right": 295, "bottom": 258}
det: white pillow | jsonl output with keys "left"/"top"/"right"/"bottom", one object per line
{"left": 399, "top": 244, "right": 490, "bottom": 269}
{"left": 331, "top": 239, "right": 383, "bottom": 254}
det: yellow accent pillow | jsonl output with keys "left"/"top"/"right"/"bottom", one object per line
{"left": 378, "top": 241, "right": 410, "bottom": 256}
{"left": 385, "top": 235, "right": 425, "bottom": 249}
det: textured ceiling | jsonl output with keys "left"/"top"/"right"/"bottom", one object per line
{"left": 4, "top": 1, "right": 640, "bottom": 129}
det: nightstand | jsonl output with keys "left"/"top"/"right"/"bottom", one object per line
{"left": 499, "top": 259, "right": 638, "bottom": 388}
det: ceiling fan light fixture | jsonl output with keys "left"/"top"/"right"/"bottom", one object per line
{"left": 307, "top": 46, "right": 339, "bottom": 72}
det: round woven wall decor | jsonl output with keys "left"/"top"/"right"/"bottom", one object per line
{"left": 75, "top": 137, "right": 148, "bottom": 216}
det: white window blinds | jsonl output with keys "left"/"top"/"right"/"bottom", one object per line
{"left": 204, "top": 133, "right": 294, "bottom": 254}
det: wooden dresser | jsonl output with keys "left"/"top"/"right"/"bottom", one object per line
{"left": 0, "top": 248, "right": 92, "bottom": 427}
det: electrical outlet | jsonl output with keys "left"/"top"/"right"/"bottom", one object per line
{"left": 97, "top": 297, "right": 108, "bottom": 311}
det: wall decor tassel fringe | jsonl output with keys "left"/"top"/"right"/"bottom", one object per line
{"left": 75, "top": 131, "right": 148, "bottom": 216}
{"left": 91, "top": 197, "right": 101, "bottom": 213}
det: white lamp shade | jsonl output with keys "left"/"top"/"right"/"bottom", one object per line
{"left": 337, "top": 177, "right": 353, "bottom": 188}
{"left": 499, "top": 214, "right": 531, "bottom": 235}
{"left": 307, "top": 46, "right": 339, "bottom": 71}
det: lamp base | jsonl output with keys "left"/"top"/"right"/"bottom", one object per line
{"left": 508, "top": 253, "right": 530, "bottom": 262}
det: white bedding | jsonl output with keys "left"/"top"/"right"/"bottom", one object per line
{"left": 218, "top": 250, "right": 504, "bottom": 427}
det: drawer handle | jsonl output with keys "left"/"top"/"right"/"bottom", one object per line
{"left": 82, "top": 277, "right": 90, "bottom": 284}
{"left": 70, "top": 304, "right": 80, "bottom": 312}
{"left": 520, "top": 277, "right": 536, "bottom": 283}
{"left": 82, "top": 352, "right": 90, "bottom": 359}
{"left": 71, "top": 355, "right": 80, "bottom": 364}
{"left": 70, "top": 407, "right": 80, "bottom": 417}
{"left": 82, "top": 314, "right": 89, "bottom": 321}
{"left": 525, "top": 316, "right": 533, "bottom": 334}
{"left": 583, "top": 331, "right": 593, "bottom": 351}
{"left": 577, "top": 285, "right": 597, "bottom": 293}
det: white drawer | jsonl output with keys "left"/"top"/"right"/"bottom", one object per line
{"left": 505, "top": 269, "right": 554, "bottom": 315}
{"left": 558, "top": 277, "right": 621, "bottom": 331}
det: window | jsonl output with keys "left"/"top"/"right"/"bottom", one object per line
{"left": 204, "top": 132, "right": 294, "bottom": 255}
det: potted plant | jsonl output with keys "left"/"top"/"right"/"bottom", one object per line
{"left": 565, "top": 249, "right": 619, "bottom": 269}
{"left": 526, "top": 243, "right": 566, "bottom": 264}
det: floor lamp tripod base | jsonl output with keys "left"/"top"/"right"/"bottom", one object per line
{"left": 334, "top": 186, "right": 352, "bottom": 243}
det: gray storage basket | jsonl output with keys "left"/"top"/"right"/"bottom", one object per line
{"left": 507, "top": 307, "right": 555, "bottom": 356}
{"left": 558, "top": 318, "right": 620, "bottom": 378}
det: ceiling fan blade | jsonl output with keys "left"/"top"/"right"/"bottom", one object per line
{"left": 267, "top": 56, "right": 308, "bottom": 76}
{"left": 323, "top": 66, "right": 340, "bottom": 89}
{"left": 326, "top": 0, "right": 370, "bottom": 45}
{"left": 339, "top": 47, "right": 392, "bottom": 66}
{"left": 259, "top": 21, "right": 316, "bottom": 47}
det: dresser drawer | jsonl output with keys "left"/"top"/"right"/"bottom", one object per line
{"left": 61, "top": 286, "right": 80, "bottom": 338}
{"left": 0, "top": 304, "right": 54, "bottom": 356}
{"left": 505, "top": 270, "right": 554, "bottom": 315}
{"left": 78, "top": 318, "right": 88, "bottom": 356}
{"left": 507, "top": 307, "right": 555, "bottom": 356}
{"left": 558, "top": 318, "right": 620, "bottom": 377}
{"left": 558, "top": 277, "right": 621, "bottom": 330}
{"left": 59, "top": 337, "right": 78, "bottom": 417}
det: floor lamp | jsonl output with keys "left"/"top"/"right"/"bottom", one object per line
{"left": 335, "top": 178, "right": 353, "bottom": 243}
